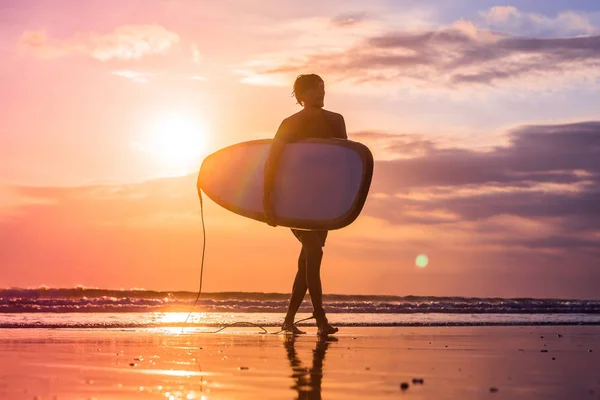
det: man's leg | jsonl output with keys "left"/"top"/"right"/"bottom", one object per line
{"left": 301, "top": 232, "right": 326, "bottom": 324}
{"left": 284, "top": 248, "right": 308, "bottom": 325}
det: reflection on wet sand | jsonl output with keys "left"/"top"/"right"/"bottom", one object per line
{"left": 283, "top": 335, "right": 338, "bottom": 399}
{"left": 3, "top": 327, "right": 600, "bottom": 399}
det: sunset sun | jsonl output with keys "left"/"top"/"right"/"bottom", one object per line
{"left": 141, "top": 112, "right": 210, "bottom": 173}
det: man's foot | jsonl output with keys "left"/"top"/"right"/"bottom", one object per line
{"left": 317, "top": 321, "right": 338, "bottom": 336}
{"left": 282, "top": 322, "right": 306, "bottom": 335}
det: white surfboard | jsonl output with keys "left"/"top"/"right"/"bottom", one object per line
{"left": 197, "top": 138, "right": 373, "bottom": 230}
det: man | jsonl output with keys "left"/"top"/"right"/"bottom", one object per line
{"left": 263, "top": 74, "right": 347, "bottom": 336}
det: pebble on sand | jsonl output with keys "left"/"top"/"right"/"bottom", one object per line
{"left": 400, "top": 382, "right": 409, "bottom": 390}
{"left": 129, "top": 363, "right": 137, "bottom": 367}
{"left": 238, "top": 366, "right": 249, "bottom": 370}
{"left": 490, "top": 387, "right": 499, "bottom": 393}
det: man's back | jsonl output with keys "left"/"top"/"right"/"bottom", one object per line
{"left": 275, "top": 109, "right": 347, "bottom": 142}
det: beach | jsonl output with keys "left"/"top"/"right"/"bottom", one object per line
{"left": 1, "top": 326, "right": 599, "bottom": 399}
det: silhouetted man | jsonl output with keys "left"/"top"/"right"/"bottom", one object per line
{"left": 264, "top": 74, "right": 346, "bottom": 336}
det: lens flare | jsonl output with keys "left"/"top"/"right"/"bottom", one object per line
{"left": 416, "top": 254, "right": 429, "bottom": 268}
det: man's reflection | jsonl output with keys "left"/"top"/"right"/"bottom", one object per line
{"left": 283, "top": 334, "right": 338, "bottom": 399}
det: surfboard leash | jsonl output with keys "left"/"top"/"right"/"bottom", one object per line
{"left": 183, "top": 186, "right": 312, "bottom": 335}
{"left": 183, "top": 187, "right": 206, "bottom": 326}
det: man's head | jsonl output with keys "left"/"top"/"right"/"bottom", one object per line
{"left": 293, "top": 74, "right": 325, "bottom": 109}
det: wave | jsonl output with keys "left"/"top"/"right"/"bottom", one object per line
{"left": 1, "top": 287, "right": 599, "bottom": 314}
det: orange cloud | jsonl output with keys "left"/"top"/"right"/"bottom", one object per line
{"left": 20, "top": 24, "right": 180, "bottom": 61}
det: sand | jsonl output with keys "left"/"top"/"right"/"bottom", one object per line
{"left": 0, "top": 326, "right": 599, "bottom": 399}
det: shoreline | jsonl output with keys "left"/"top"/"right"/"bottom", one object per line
{"left": 2, "top": 321, "right": 600, "bottom": 329}
{"left": 3, "top": 311, "right": 600, "bottom": 330}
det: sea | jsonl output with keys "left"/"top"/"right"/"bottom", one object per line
{"left": 1, "top": 287, "right": 600, "bottom": 330}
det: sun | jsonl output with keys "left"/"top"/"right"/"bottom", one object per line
{"left": 143, "top": 112, "right": 210, "bottom": 173}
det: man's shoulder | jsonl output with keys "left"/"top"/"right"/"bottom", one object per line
{"left": 322, "top": 109, "right": 344, "bottom": 120}
{"left": 275, "top": 112, "right": 303, "bottom": 140}
{"left": 322, "top": 109, "right": 347, "bottom": 139}
{"left": 283, "top": 111, "right": 304, "bottom": 123}
{"left": 286, "top": 109, "right": 344, "bottom": 120}
{"left": 322, "top": 110, "right": 346, "bottom": 130}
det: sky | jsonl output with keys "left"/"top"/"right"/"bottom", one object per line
{"left": 1, "top": 0, "right": 600, "bottom": 299}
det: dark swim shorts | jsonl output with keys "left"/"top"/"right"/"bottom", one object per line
{"left": 291, "top": 229, "right": 328, "bottom": 248}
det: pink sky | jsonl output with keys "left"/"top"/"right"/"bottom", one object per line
{"left": 1, "top": 0, "right": 600, "bottom": 298}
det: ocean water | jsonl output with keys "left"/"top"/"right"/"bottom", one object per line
{"left": 1, "top": 287, "right": 599, "bottom": 329}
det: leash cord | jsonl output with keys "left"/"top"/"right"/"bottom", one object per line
{"left": 183, "top": 187, "right": 313, "bottom": 334}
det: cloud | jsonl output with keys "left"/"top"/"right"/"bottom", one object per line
{"left": 111, "top": 70, "right": 150, "bottom": 83}
{"left": 350, "top": 131, "right": 436, "bottom": 160}
{"left": 296, "top": 25, "right": 600, "bottom": 88}
{"left": 359, "top": 121, "right": 600, "bottom": 254}
{"left": 478, "top": 6, "right": 596, "bottom": 37}
{"left": 364, "top": 122, "right": 600, "bottom": 192}
{"left": 330, "top": 12, "right": 368, "bottom": 28}
{"left": 0, "top": 186, "right": 55, "bottom": 221}
{"left": 235, "top": 7, "right": 600, "bottom": 91}
{"left": 233, "top": 13, "right": 386, "bottom": 86}
{"left": 365, "top": 122, "right": 600, "bottom": 190}
{"left": 191, "top": 43, "right": 202, "bottom": 65}
{"left": 20, "top": 24, "right": 180, "bottom": 61}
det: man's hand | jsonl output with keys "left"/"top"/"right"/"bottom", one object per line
{"left": 263, "top": 195, "right": 278, "bottom": 227}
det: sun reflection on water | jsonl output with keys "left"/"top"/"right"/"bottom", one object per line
{"left": 156, "top": 312, "right": 204, "bottom": 325}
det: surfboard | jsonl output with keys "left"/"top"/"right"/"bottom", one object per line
{"left": 197, "top": 138, "right": 373, "bottom": 230}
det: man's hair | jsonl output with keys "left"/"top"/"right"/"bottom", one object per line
{"left": 292, "top": 74, "right": 323, "bottom": 105}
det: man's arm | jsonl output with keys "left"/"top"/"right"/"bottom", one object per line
{"left": 263, "top": 119, "right": 290, "bottom": 226}
{"left": 338, "top": 114, "right": 347, "bottom": 139}
{"left": 264, "top": 137, "right": 286, "bottom": 198}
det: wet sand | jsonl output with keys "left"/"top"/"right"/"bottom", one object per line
{"left": 0, "top": 326, "right": 599, "bottom": 399}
